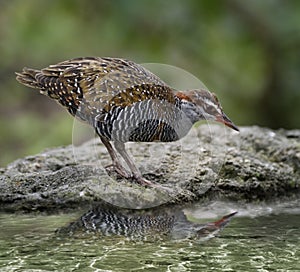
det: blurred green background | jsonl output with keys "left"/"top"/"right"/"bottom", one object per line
{"left": 0, "top": 0, "right": 299, "bottom": 167}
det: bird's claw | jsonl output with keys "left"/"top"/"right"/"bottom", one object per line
{"left": 105, "top": 164, "right": 172, "bottom": 193}
{"left": 134, "top": 176, "right": 155, "bottom": 186}
{"left": 133, "top": 176, "right": 173, "bottom": 193}
{"left": 105, "top": 163, "right": 131, "bottom": 179}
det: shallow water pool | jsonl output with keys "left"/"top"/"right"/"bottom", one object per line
{"left": 0, "top": 200, "right": 299, "bottom": 271}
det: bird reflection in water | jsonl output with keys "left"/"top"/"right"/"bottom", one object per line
{"left": 57, "top": 202, "right": 237, "bottom": 240}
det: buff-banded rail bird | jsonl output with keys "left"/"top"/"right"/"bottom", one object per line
{"left": 16, "top": 57, "right": 239, "bottom": 186}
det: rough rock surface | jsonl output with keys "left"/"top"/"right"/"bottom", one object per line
{"left": 0, "top": 125, "right": 299, "bottom": 211}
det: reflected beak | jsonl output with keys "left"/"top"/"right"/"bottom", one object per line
{"left": 216, "top": 113, "right": 239, "bottom": 131}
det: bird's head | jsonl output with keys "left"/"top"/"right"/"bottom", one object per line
{"left": 176, "top": 89, "right": 239, "bottom": 131}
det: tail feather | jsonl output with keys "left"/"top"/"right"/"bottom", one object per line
{"left": 15, "top": 68, "right": 41, "bottom": 89}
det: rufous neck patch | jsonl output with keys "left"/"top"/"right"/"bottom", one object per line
{"left": 175, "top": 91, "right": 192, "bottom": 102}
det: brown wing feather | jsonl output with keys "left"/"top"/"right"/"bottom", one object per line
{"left": 16, "top": 57, "right": 175, "bottom": 121}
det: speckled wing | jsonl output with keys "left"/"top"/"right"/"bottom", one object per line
{"left": 41, "top": 57, "right": 172, "bottom": 118}
{"left": 43, "top": 57, "right": 165, "bottom": 97}
{"left": 18, "top": 57, "right": 185, "bottom": 141}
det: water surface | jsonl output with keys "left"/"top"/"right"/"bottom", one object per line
{"left": 0, "top": 200, "right": 299, "bottom": 271}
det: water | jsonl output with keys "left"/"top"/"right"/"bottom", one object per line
{"left": 0, "top": 200, "right": 299, "bottom": 272}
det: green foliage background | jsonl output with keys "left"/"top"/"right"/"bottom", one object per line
{"left": 0, "top": 0, "right": 299, "bottom": 166}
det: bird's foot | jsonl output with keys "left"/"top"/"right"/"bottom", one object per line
{"left": 105, "top": 163, "right": 131, "bottom": 179}
{"left": 134, "top": 175, "right": 155, "bottom": 186}
{"left": 133, "top": 175, "right": 173, "bottom": 193}
{"left": 105, "top": 164, "right": 172, "bottom": 192}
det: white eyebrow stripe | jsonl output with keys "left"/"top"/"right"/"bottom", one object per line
{"left": 204, "top": 98, "right": 219, "bottom": 111}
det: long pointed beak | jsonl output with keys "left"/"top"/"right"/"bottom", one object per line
{"left": 216, "top": 113, "right": 239, "bottom": 132}
{"left": 212, "top": 211, "right": 238, "bottom": 228}
{"left": 196, "top": 211, "right": 238, "bottom": 236}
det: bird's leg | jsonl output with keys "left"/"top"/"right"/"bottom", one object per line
{"left": 113, "top": 141, "right": 154, "bottom": 186}
{"left": 100, "top": 136, "right": 131, "bottom": 178}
